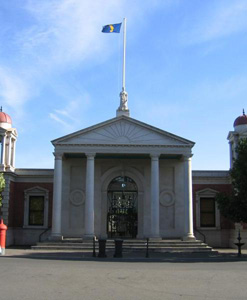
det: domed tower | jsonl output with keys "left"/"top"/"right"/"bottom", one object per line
{"left": 227, "top": 110, "right": 247, "bottom": 169}
{"left": 0, "top": 108, "right": 17, "bottom": 172}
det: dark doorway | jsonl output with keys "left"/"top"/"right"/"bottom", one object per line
{"left": 107, "top": 176, "right": 138, "bottom": 238}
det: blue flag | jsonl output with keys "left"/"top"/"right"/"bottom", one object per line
{"left": 102, "top": 23, "right": 122, "bottom": 33}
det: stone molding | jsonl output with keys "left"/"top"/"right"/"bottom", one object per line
{"left": 55, "top": 143, "right": 192, "bottom": 148}
{"left": 53, "top": 152, "right": 63, "bottom": 160}
{"left": 23, "top": 186, "right": 49, "bottom": 229}
{"left": 69, "top": 189, "right": 85, "bottom": 206}
{"left": 52, "top": 116, "right": 195, "bottom": 147}
{"left": 195, "top": 188, "right": 220, "bottom": 229}
{"left": 159, "top": 190, "right": 175, "bottom": 207}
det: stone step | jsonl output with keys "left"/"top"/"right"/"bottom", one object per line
{"left": 39, "top": 238, "right": 205, "bottom": 244}
{"left": 32, "top": 238, "right": 214, "bottom": 253}
{"left": 35, "top": 242, "right": 209, "bottom": 248}
{"left": 32, "top": 245, "right": 213, "bottom": 252}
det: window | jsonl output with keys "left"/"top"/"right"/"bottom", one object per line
{"left": 24, "top": 187, "right": 49, "bottom": 228}
{"left": 29, "top": 196, "right": 45, "bottom": 226}
{"left": 200, "top": 197, "right": 215, "bottom": 227}
{"left": 196, "top": 188, "right": 220, "bottom": 229}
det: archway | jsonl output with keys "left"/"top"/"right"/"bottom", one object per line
{"left": 107, "top": 176, "right": 138, "bottom": 238}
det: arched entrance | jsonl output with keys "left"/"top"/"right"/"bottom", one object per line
{"left": 107, "top": 176, "right": 138, "bottom": 238}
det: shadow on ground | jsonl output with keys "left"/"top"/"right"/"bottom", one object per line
{"left": 3, "top": 248, "right": 247, "bottom": 263}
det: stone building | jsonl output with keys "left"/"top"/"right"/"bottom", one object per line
{"left": 1, "top": 104, "right": 246, "bottom": 248}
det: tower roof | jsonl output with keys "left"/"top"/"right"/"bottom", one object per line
{"left": 233, "top": 110, "right": 247, "bottom": 127}
{"left": 0, "top": 111, "right": 12, "bottom": 125}
{"left": 0, "top": 108, "right": 12, "bottom": 129}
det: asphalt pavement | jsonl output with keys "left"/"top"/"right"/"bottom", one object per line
{"left": 0, "top": 248, "right": 247, "bottom": 300}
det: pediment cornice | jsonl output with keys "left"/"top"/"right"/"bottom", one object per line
{"left": 52, "top": 116, "right": 195, "bottom": 148}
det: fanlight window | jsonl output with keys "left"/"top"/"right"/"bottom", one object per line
{"left": 108, "top": 176, "right": 138, "bottom": 212}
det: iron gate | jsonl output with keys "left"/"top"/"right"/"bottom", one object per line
{"left": 107, "top": 176, "right": 138, "bottom": 238}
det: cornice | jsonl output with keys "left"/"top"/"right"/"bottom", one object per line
{"left": 55, "top": 143, "right": 193, "bottom": 148}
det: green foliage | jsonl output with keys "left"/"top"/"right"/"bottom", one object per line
{"left": 216, "top": 139, "right": 247, "bottom": 223}
{"left": 0, "top": 173, "right": 5, "bottom": 207}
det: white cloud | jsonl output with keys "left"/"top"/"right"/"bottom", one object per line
{"left": 0, "top": 66, "right": 29, "bottom": 112}
{"left": 0, "top": 0, "right": 167, "bottom": 115}
{"left": 183, "top": 0, "right": 247, "bottom": 44}
{"left": 49, "top": 93, "right": 91, "bottom": 132}
{"left": 49, "top": 112, "right": 72, "bottom": 130}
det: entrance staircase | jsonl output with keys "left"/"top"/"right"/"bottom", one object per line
{"left": 32, "top": 238, "right": 216, "bottom": 253}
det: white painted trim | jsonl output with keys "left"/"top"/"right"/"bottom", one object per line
{"left": 196, "top": 188, "right": 220, "bottom": 229}
{"left": 23, "top": 186, "right": 49, "bottom": 228}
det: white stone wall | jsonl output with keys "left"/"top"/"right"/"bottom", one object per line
{"left": 61, "top": 158, "right": 86, "bottom": 237}
{"left": 159, "top": 159, "right": 185, "bottom": 238}
{"left": 60, "top": 157, "right": 186, "bottom": 239}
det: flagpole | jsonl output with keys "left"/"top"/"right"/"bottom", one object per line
{"left": 122, "top": 17, "right": 126, "bottom": 92}
{"left": 117, "top": 17, "right": 129, "bottom": 117}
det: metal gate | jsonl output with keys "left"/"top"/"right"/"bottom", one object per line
{"left": 107, "top": 176, "right": 138, "bottom": 238}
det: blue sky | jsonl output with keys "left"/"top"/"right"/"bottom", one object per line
{"left": 1, "top": 0, "right": 247, "bottom": 170}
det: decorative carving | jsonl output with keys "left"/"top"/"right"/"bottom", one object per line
{"left": 69, "top": 189, "right": 85, "bottom": 206}
{"left": 160, "top": 191, "right": 175, "bottom": 207}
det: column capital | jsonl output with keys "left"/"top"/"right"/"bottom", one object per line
{"left": 53, "top": 152, "right": 63, "bottom": 160}
{"left": 182, "top": 154, "right": 193, "bottom": 161}
{"left": 85, "top": 153, "right": 96, "bottom": 159}
{"left": 150, "top": 153, "right": 160, "bottom": 160}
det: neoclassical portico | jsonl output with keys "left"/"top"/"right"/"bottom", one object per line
{"left": 50, "top": 115, "right": 195, "bottom": 241}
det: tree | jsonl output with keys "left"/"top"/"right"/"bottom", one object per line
{"left": 216, "top": 138, "right": 247, "bottom": 223}
{"left": 0, "top": 172, "right": 5, "bottom": 210}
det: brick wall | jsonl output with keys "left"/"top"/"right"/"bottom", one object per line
{"left": 192, "top": 183, "right": 233, "bottom": 229}
{"left": 8, "top": 182, "right": 53, "bottom": 227}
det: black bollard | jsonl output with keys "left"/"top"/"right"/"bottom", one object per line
{"left": 234, "top": 230, "right": 245, "bottom": 257}
{"left": 114, "top": 239, "right": 123, "bottom": 258}
{"left": 98, "top": 239, "right": 107, "bottom": 258}
{"left": 92, "top": 236, "right": 96, "bottom": 257}
{"left": 145, "top": 238, "right": 149, "bottom": 258}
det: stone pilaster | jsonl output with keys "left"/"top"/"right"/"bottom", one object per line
{"left": 150, "top": 154, "right": 160, "bottom": 238}
{"left": 50, "top": 153, "right": 63, "bottom": 240}
{"left": 182, "top": 155, "right": 195, "bottom": 240}
{"left": 84, "top": 153, "right": 95, "bottom": 239}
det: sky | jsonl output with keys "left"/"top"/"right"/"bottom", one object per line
{"left": 1, "top": 0, "right": 247, "bottom": 170}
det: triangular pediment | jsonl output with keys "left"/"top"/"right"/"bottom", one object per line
{"left": 52, "top": 116, "right": 194, "bottom": 147}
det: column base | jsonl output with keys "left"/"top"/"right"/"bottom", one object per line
{"left": 5, "top": 166, "right": 15, "bottom": 172}
{"left": 182, "top": 234, "right": 196, "bottom": 241}
{"left": 49, "top": 234, "right": 63, "bottom": 241}
{"left": 83, "top": 234, "right": 95, "bottom": 240}
{"left": 148, "top": 237, "right": 162, "bottom": 242}
{"left": 98, "top": 234, "right": 108, "bottom": 240}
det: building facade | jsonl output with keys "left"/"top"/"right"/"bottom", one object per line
{"left": 1, "top": 108, "right": 247, "bottom": 248}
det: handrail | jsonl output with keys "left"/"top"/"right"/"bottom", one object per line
{"left": 194, "top": 227, "right": 206, "bottom": 243}
{"left": 39, "top": 226, "right": 51, "bottom": 242}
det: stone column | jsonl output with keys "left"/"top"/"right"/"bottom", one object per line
{"left": 7, "top": 135, "right": 12, "bottom": 167}
{"left": 150, "top": 154, "right": 160, "bottom": 238}
{"left": 0, "top": 135, "right": 5, "bottom": 166}
{"left": 183, "top": 155, "right": 195, "bottom": 240}
{"left": 12, "top": 139, "right": 16, "bottom": 168}
{"left": 50, "top": 153, "right": 63, "bottom": 240}
{"left": 84, "top": 153, "right": 95, "bottom": 239}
